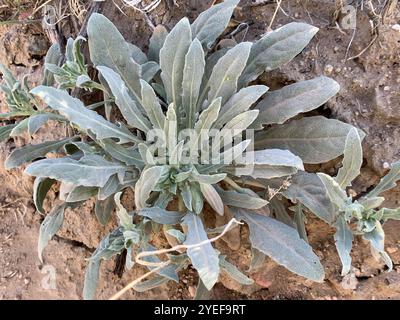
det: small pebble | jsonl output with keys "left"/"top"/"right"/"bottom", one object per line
{"left": 383, "top": 86, "right": 390, "bottom": 91}
{"left": 383, "top": 162, "right": 390, "bottom": 169}
{"left": 392, "top": 24, "right": 400, "bottom": 32}
{"left": 324, "top": 64, "right": 334, "bottom": 75}
{"left": 24, "top": 278, "right": 30, "bottom": 285}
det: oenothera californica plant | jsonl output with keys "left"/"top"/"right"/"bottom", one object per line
{"left": 0, "top": 0, "right": 368, "bottom": 299}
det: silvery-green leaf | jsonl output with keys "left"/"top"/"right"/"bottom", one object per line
{"left": 31, "top": 86, "right": 140, "bottom": 143}
{"left": 317, "top": 173, "right": 347, "bottom": 210}
{"left": 252, "top": 77, "right": 340, "bottom": 128}
{"left": 191, "top": 182, "right": 204, "bottom": 214}
{"left": 182, "top": 38, "right": 205, "bottom": 128}
{"left": 335, "top": 128, "right": 363, "bottom": 188}
{"left": 239, "top": 22, "right": 319, "bottom": 87}
{"left": 66, "top": 186, "right": 98, "bottom": 202}
{"left": 219, "top": 255, "right": 254, "bottom": 285}
{"left": 170, "top": 140, "right": 185, "bottom": 166}
{"left": 98, "top": 174, "right": 122, "bottom": 201}
{"left": 180, "top": 182, "right": 193, "bottom": 211}
{"left": 199, "top": 182, "right": 224, "bottom": 215}
{"left": 97, "top": 66, "right": 151, "bottom": 132}
{"left": 139, "top": 207, "right": 185, "bottom": 225}
{"left": 128, "top": 43, "right": 148, "bottom": 64}
{"left": 0, "top": 124, "right": 16, "bottom": 142}
{"left": 10, "top": 118, "right": 29, "bottom": 137}
{"left": 294, "top": 204, "right": 308, "bottom": 243}
{"left": 138, "top": 143, "right": 156, "bottom": 165}
{"left": 95, "top": 195, "right": 115, "bottom": 225}
{"left": 28, "top": 113, "right": 63, "bottom": 135}
{"left": 135, "top": 166, "right": 163, "bottom": 210}
{"left": 230, "top": 149, "right": 304, "bottom": 179}
{"left": 191, "top": 0, "right": 240, "bottom": 49}
{"left": 192, "top": 172, "right": 226, "bottom": 184}
{"left": 214, "top": 85, "right": 268, "bottom": 129}
{"left": 194, "top": 279, "right": 211, "bottom": 300}
{"left": 25, "top": 155, "right": 127, "bottom": 187}
{"left": 380, "top": 207, "right": 400, "bottom": 221}
{"left": 38, "top": 203, "right": 66, "bottom": 262}
{"left": 5, "top": 138, "right": 71, "bottom": 169}
{"left": 140, "top": 80, "right": 165, "bottom": 129}
{"left": 334, "top": 215, "right": 353, "bottom": 276}
{"left": 255, "top": 116, "right": 364, "bottom": 164}
{"left": 148, "top": 25, "right": 168, "bottom": 63}
{"left": 87, "top": 13, "right": 142, "bottom": 102}
{"left": 194, "top": 98, "right": 222, "bottom": 147}
{"left": 233, "top": 208, "right": 324, "bottom": 282}
{"left": 33, "top": 177, "right": 56, "bottom": 214}
{"left": 83, "top": 259, "right": 101, "bottom": 300}
{"left": 141, "top": 61, "right": 160, "bottom": 82}
{"left": 183, "top": 212, "right": 220, "bottom": 290}
{"left": 358, "top": 197, "right": 384, "bottom": 210}
{"left": 140, "top": 243, "right": 179, "bottom": 282}
{"left": 98, "top": 139, "right": 144, "bottom": 168}
{"left": 76, "top": 75, "right": 92, "bottom": 88}
{"left": 164, "top": 104, "right": 177, "bottom": 151}
{"left": 166, "top": 229, "right": 186, "bottom": 243}
{"left": 160, "top": 18, "right": 192, "bottom": 108}
{"left": 206, "top": 42, "right": 252, "bottom": 105}
{"left": 368, "top": 161, "right": 400, "bottom": 198}
{"left": 43, "top": 43, "right": 61, "bottom": 86}
{"left": 133, "top": 276, "right": 169, "bottom": 292}
{"left": 216, "top": 187, "right": 268, "bottom": 210}
{"left": 284, "top": 172, "right": 337, "bottom": 224}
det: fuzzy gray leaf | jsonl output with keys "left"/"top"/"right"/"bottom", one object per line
{"left": 219, "top": 256, "right": 254, "bottom": 285}
{"left": 95, "top": 196, "right": 115, "bottom": 225}
{"left": 239, "top": 22, "right": 318, "bottom": 86}
{"left": 139, "top": 207, "right": 185, "bottom": 225}
{"left": 66, "top": 186, "right": 98, "bottom": 202}
{"left": 183, "top": 212, "right": 220, "bottom": 290}
{"left": 140, "top": 79, "right": 165, "bottom": 129}
{"left": 252, "top": 77, "right": 340, "bottom": 128}
{"left": 233, "top": 208, "right": 324, "bottom": 282}
{"left": 317, "top": 173, "right": 348, "bottom": 210}
{"left": 0, "top": 124, "right": 16, "bottom": 142}
{"left": 284, "top": 172, "right": 337, "bottom": 224}
{"left": 134, "top": 166, "right": 163, "bottom": 210}
{"left": 31, "top": 86, "right": 140, "bottom": 143}
{"left": 217, "top": 187, "right": 268, "bottom": 209}
{"left": 25, "top": 155, "right": 127, "bottom": 187}
{"left": 199, "top": 182, "right": 224, "bottom": 216}
{"left": 255, "top": 116, "right": 364, "bottom": 164}
{"left": 368, "top": 161, "right": 400, "bottom": 198}
{"left": 33, "top": 177, "right": 56, "bottom": 214}
{"left": 83, "top": 259, "right": 101, "bottom": 300}
{"left": 334, "top": 215, "right": 353, "bottom": 276}
{"left": 148, "top": 25, "right": 168, "bottom": 63}
{"left": 28, "top": 113, "right": 63, "bottom": 136}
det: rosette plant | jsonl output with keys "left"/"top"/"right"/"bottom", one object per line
{"left": 0, "top": 0, "right": 370, "bottom": 299}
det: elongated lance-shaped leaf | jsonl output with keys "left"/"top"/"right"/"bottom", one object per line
{"left": 191, "top": 0, "right": 240, "bottom": 49}
{"left": 25, "top": 155, "right": 127, "bottom": 187}
{"left": 192, "top": 172, "right": 226, "bottom": 184}
{"left": 239, "top": 22, "right": 319, "bottom": 87}
{"left": 128, "top": 43, "right": 147, "bottom": 64}
{"left": 170, "top": 140, "right": 185, "bottom": 166}
{"left": 182, "top": 39, "right": 205, "bottom": 128}
{"left": 83, "top": 259, "right": 101, "bottom": 300}
{"left": 214, "top": 85, "right": 268, "bottom": 129}
{"left": 0, "top": 124, "right": 16, "bottom": 142}
{"left": 139, "top": 207, "right": 185, "bottom": 225}
{"left": 43, "top": 43, "right": 61, "bottom": 86}
{"left": 98, "top": 139, "right": 144, "bottom": 168}
{"left": 194, "top": 279, "right": 211, "bottom": 300}
{"left": 5, "top": 137, "right": 72, "bottom": 169}
{"left": 87, "top": 13, "right": 142, "bottom": 104}
{"left": 66, "top": 186, "right": 98, "bottom": 202}
{"left": 148, "top": 25, "right": 168, "bottom": 63}
{"left": 317, "top": 173, "right": 348, "bottom": 210}
{"left": 141, "top": 61, "right": 160, "bottom": 82}
{"left": 335, "top": 128, "right": 363, "bottom": 188}
{"left": 199, "top": 182, "right": 224, "bottom": 216}
{"left": 98, "top": 174, "right": 123, "bottom": 201}
{"left": 10, "top": 118, "right": 29, "bottom": 137}
{"left": 183, "top": 212, "right": 220, "bottom": 290}
{"left": 367, "top": 161, "right": 400, "bottom": 198}
{"left": 95, "top": 195, "right": 115, "bottom": 226}
{"left": 28, "top": 113, "right": 64, "bottom": 136}
{"left": 229, "top": 149, "right": 304, "bottom": 179}
{"left": 232, "top": 208, "right": 325, "bottom": 282}
{"left": 33, "top": 177, "right": 56, "bottom": 214}
{"left": 284, "top": 172, "right": 337, "bottom": 224}
{"left": 194, "top": 97, "right": 221, "bottom": 137}
{"left": 206, "top": 42, "right": 252, "bottom": 106}
{"left": 219, "top": 255, "right": 254, "bottom": 285}
{"left": 134, "top": 166, "right": 163, "bottom": 210}
{"left": 164, "top": 104, "right": 177, "bottom": 152}
{"left": 216, "top": 187, "right": 268, "bottom": 210}
{"left": 38, "top": 203, "right": 66, "bottom": 262}
{"left": 160, "top": 18, "right": 192, "bottom": 112}
{"left": 294, "top": 204, "right": 308, "bottom": 243}
{"left": 31, "top": 86, "right": 140, "bottom": 143}
{"left": 140, "top": 80, "right": 165, "bottom": 129}
{"left": 97, "top": 66, "right": 151, "bottom": 132}
{"left": 255, "top": 116, "right": 365, "bottom": 164}
{"left": 114, "top": 192, "right": 134, "bottom": 229}
{"left": 252, "top": 77, "right": 340, "bottom": 129}
{"left": 334, "top": 215, "right": 353, "bottom": 276}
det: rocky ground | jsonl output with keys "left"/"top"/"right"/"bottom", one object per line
{"left": 0, "top": 0, "right": 399, "bottom": 300}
